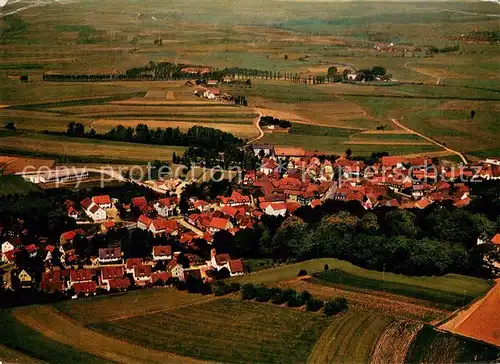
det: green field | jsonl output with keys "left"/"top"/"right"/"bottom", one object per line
{"left": 55, "top": 287, "right": 213, "bottom": 325}
{"left": 0, "top": 310, "right": 106, "bottom": 364}
{"left": 308, "top": 310, "right": 393, "bottom": 364}
{"left": 406, "top": 325, "right": 500, "bottom": 363}
{"left": 230, "top": 258, "right": 492, "bottom": 306}
{"left": 313, "top": 269, "right": 486, "bottom": 307}
{"left": 0, "top": 175, "right": 40, "bottom": 196}
{"left": 93, "top": 298, "right": 330, "bottom": 363}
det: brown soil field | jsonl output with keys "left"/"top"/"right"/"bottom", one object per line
{"left": 13, "top": 306, "right": 206, "bottom": 364}
{"left": 440, "top": 279, "right": 500, "bottom": 347}
{"left": 370, "top": 320, "right": 423, "bottom": 364}
{"left": 92, "top": 119, "right": 258, "bottom": 137}
{"left": 145, "top": 90, "right": 166, "bottom": 100}
{"left": 0, "top": 156, "right": 55, "bottom": 175}
{"left": 277, "top": 279, "right": 448, "bottom": 322}
{"left": 402, "top": 150, "right": 455, "bottom": 158}
{"left": 111, "top": 99, "right": 215, "bottom": 105}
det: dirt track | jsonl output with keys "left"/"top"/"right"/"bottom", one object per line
{"left": 439, "top": 279, "right": 500, "bottom": 347}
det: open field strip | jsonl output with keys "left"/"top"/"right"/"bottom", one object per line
{"left": 277, "top": 279, "right": 448, "bottom": 322}
{"left": 111, "top": 99, "right": 234, "bottom": 106}
{"left": 360, "top": 129, "right": 414, "bottom": 135}
{"left": 406, "top": 325, "right": 500, "bottom": 363}
{"left": 12, "top": 306, "right": 206, "bottom": 364}
{"left": 439, "top": 279, "right": 500, "bottom": 347}
{"left": 0, "top": 344, "right": 45, "bottom": 364}
{"left": 370, "top": 320, "right": 423, "bottom": 364}
{"left": 0, "top": 134, "right": 187, "bottom": 163}
{"left": 47, "top": 104, "right": 254, "bottom": 115}
{"left": 344, "top": 141, "right": 433, "bottom": 146}
{"left": 229, "top": 259, "right": 491, "bottom": 305}
{"left": 55, "top": 287, "right": 218, "bottom": 325}
{"left": 92, "top": 119, "right": 259, "bottom": 137}
{"left": 307, "top": 310, "right": 393, "bottom": 364}
{"left": 0, "top": 310, "right": 106, "bottom": 364}
{"left": 92, "top": 298, "right": 330, "bottom": 364}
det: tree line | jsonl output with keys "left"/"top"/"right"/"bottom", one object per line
{"left": 210, "top": 197, "right": 500, "bottom": 278}
{"left": 66, "top": 122, "right": 243, "bottom": 151}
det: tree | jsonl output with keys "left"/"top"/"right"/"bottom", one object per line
{"left": 345, "top": 148, "right": 352, "bottom": 159}
{"left": 298, "top": 269, "right": 308, "bottom": 277}
{"left": 471, "top": 110, "right": 476, "bottom": 119}
{"left": 306, "top": 298, "right": 324, "bottom": 312}
{"left": 4, "top": 122, "right": 16, "bottom": 131}
{"left": 327, "top": 66, "right": 338, "bottom": 78}
{"left": 324, "top": 297, "right": 348, "bottom": 316}
{"left": 284, "top": 54, "right": 288, "bottom": 60}
{"left": 386, "top": 210, "right": 418, "bottom": 237}
{"left": 20, "top": 75, "right": 29, "bottom": 83}
{"left": 360, "top": 213, "right": 379, "bottom": 234}
{"left": 371, "top": 66, "right": 387, "bottom": 76}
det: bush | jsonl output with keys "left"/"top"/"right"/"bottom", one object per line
{"left": 271, "top": 288, "right": 285, "bottom": 304}
{"left": 254, "top": 285, "right": 272, "bottom": 302}
{"left": 306, "top": 298, "right": 324, "bottom": 312}
{"left": 241, "top": 283, "right": 256, "bottom": 300}
{"left": 324, "top": 264, "right": 329, "bottom": 271}
{"left": 229, "top": 282, "right": 241, "bottom": 292}
{"left": 299, "top": 290, "right": 312, "bottom": 302}
{"left": 324, "top": 297, "right": 348, "bottom": 316}
{"left": 287, "top": 292, "right": 305, "bottom": 307}
{"left": 298, "top": 269, "right": 308, "bottom": 277}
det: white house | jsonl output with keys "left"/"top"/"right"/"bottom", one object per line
{"left": 152, "top": 245, "right": 172, "bottom": 261}
{"left": 1, "top": 241, "right": 14, "bottom": 254}
{"left": 132, "top": 265, "right": 152, "bottom": 286}
{"left": 485, "top": 158, "right": 500, "bottom": 166}
{"left": 98, "top": 247, "right": 122, "bottom": 264}
{"left": 154, "top": 198, "right": 177, "bottom": 217}
{"left": 166, "top": 259, "right": 184, "bottom": 278}
{"left": 86, "top": 204, "right": 106, "bottom": 222}
{"left": 92, "top": 195, "right": 113, "bottom": 210}
{"left": 261, "top": 202, "right": 287, "bottom": 217}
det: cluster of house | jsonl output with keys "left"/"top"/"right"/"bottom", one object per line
{"left": 193, "top": 85, "right": 233, "bottom": 101}
{"left": 2, "top": 229, "right": 243, "bottom": 298}
{"left": 250, "top": 145, "right": 500, "bottom": 210}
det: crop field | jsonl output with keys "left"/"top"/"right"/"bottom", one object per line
{"left": 55, "top": 287, "right": 215, "bottom": 325}
{"left": 0, "top": 310, "right": 105, "bottom": 364}
{"left": 406, "top": 325, "right": 500, "bottom": 363}
{"left": 370, "top": 320, "right": 423, "bottom": 364}
{"left": 308, "top": 310, "right": 393, "bottom": 364}
{"left": 0, "top": 133, "right": 187, "bottom": 163}
{"left": 92, "top": 298, "right": 330, "bottom": 364}
{"left": 230, "top": 259, "right": 491, "bottom": 306}
{"left": 313, "top": 269, "right": 487, "bottom": 308}
{"left": 440, "top": 280, "right": 500, "bottom": 347}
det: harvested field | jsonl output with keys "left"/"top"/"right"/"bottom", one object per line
{"left": 144, "top": 90, "right": 166, "bottom": 99}
{"left": 93, "top": 298, "right": 330, "bottom": 363}
{"left": 440, "top": 279, "right": 500, "bottom": 347}
{"left": 308, "top": 309, "right": 393, "bottom": 364}
{"left": 439, "top": 100, "right": 500, "bottom": 111}
{"left": 12, "top": 306, "right": 205, "bottom": 364}
{"left": 55, "top": 287, "right": 215, "bottom": 325}
{"left": 277, "top": 279, "right": 447, "bottom": 322}
{"left": 360, "top": 129, "right": 413, "bottom": 135}
{"left": 48, "top": 104, "right": 251, "bottom": 115}
{"left": 0, "top": 134, "right": 187, "bottom": 163}
{"left": 93, "top": 119, "right": 258, "bottom": 137}
{"left": 0, "top": 156, "right": 55, "bottom": 175}
{"left": 370, "top": 320, "right": 423, "bottom": 364}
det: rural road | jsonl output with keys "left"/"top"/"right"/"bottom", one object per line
{"left": 404, "top": 62, "right": 441, "bottom": 85}
{"left": 246, "top": 109, "right": 264, "bottom": 145}
{"left": 391, "top": 119, "right": 468, "bottom": 164}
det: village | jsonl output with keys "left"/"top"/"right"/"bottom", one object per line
{"left": 1, "top": 146, "right": 500, "bottom": 300}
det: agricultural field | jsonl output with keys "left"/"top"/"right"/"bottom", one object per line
{"left": 55, "top": 287, "right": 215, "bottom": 325}
{"left": 92, "top": 298, "right": 330, "bottom": 363}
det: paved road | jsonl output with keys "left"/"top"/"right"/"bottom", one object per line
{"left": 391, "top": 118, "right": 468, "bottom": 164}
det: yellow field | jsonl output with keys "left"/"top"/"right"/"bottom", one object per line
{"left": 0, "top": 134, "right": 186, "bottom": 162}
